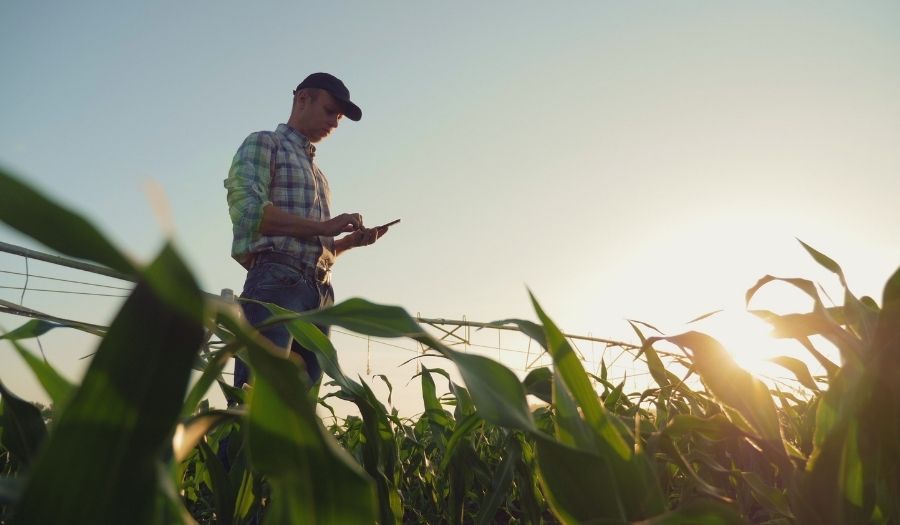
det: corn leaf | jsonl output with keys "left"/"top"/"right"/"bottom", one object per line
{"left": 5, "top": 338, "right": 74, "bottom": 409}
{"left": 534, "top": 436, "right": 625, "bottom": 524}
{"left": 0, "top": 381, "right": 47, "bottom": 466}
{"left": 636, "top": 500, "right": 748, "bottom": 524}
{"left": 475, "top": 436, "right": 521, "bottom": 525}
{"left": 240, "top": 325, "right": 378, "bottom": 525}
{"left": 0, "top": 169, "right": 136, "bottom": 276}
{"left": 529, "top": 291, "right": 631, "bottom": 459}
{"left": 523, "top": 367, "right": 552, "bottom": 404}
{"left": 11, "top": 244, "right": 204, "bottom": 525}
{"left": 769, "top": 355, "right": 820, "bottom": 392}
{"left": 649, "top": 332, "right": 787, "bottom": 461}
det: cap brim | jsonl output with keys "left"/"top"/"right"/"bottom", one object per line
{"left": 335, "top": 96, "right": 362, "bottom": 121}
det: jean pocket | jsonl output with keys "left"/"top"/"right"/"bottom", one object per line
{"left": 249, "top": 262, "right": 312, "bottom": 292}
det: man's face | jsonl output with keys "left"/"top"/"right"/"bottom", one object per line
{"left": 296, "top": 91, "right": 344, "bottom": 143}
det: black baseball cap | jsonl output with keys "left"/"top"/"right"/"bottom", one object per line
{"left": 293, "top": 72, "right": 362, "bottom": 121}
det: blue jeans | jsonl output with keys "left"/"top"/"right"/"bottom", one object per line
{"left": 233, "top": 259, "right": 334, "bottom": 389}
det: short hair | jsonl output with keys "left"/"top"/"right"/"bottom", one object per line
{"left": 293, "top": 87, "right": 323, "bottom": 102}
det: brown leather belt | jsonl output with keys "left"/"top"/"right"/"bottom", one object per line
{"left": 249, "top": 252, "right": 332, "bottom": 284}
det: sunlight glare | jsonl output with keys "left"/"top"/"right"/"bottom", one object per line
{"left": 695, "top": 309, "right": 793, "bottom": 379}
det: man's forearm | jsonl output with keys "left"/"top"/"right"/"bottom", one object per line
{"left": 258, "top": 204, "right": 324, "bottom": 238}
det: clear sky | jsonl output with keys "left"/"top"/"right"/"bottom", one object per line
{"left": 2, "top": 2, "right": 899, "bottom": 413}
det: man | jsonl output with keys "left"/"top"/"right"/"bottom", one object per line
{"left": 225, "top": 72, "right": 388, "bottom": 389}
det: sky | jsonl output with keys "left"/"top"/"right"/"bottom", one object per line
{"left": 2, "top": 1, "right": 899, "bottom": 415}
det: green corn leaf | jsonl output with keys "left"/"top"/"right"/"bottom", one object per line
{"left": 797, "top": 239, "right": 846, "bottom": 285}
{"left": 448, "top": 380, "right": 475, "bottom": 418}
{"left": 475, "top": 436, "right": 522, "bottom": 525}
{"left": 259, "top": 305, "right": 404, "bottom": 524}
{"left": 687, "top": 309, "right": 724, "bottom": 324}
{"left": 232, "top": 308, "right": 398, "bottom": 523}
{"left": 842, "top": 288, "right": 879, "bottom": 346}
{"left": 873, "top": 264, "right": 900, "bottom": 361}
{"left": 0, "top": 381, "right": 47, "bottom": 466}
{"left": 198, "top": 438, "right": 235, "bottom": 525}
{"left": 523, "top": 367, "right": 552, "bottom": 404}
{"left": 740, "top": 471, "right": 793, "bottom": 518}
{"left": 155, "top": 461, "right": 197, "bottom": 525}
{"left": 747, "top": 276, "right": 862, "bottom": 364}
{"left": 241, "top": 325, "right": 378, "bottom": 525}
{"left": 298, "top": 300, "right": 537, "bottom": 432}
{"left": 661, "top": 414, "right": 745, "bottom": 441}
{"left": 439, "top": 412, "right": 483, "bottom": 472}
{"left": 492, "top": 318, "right": 548, "bottom": 350}
{"left": 449, "top": 352, "right": 536, "bottom": 433}
{"left": 419, "top": 366, "right": 450, "bottom": 428}
{"left": 529, "top": 291, "right": 631, "bottom": 460}
{"left": 750, "top": 308, "right": 844, "bottom": 338}
{"left": 0, "top": 168, "right": 136, "bottom": 276}
{"left": 418, "top": 366, "right": 452, "bottom": 459}
{"left": 232, "top": 466, "right": 259, "bottom": 523}
{"left": 11, "top": 244, "right": 204, "bottom": 525}
{"left": 553, "top": 371, "right": 596, "bottom": 450}
{"left": 795, "top": 238, "right": 882, "bottom": 346}
{"left": 636, "top": 500, "right": 748, "bottom": 524}
{"left": 180, "top": 345, "right": 235, "bottom": 418}
{"left": 604, "top": 379, "right": 626, "bottom": 410}
{"left": 769, "top": 355, "right": 820, "bottom": 391}
{"left": 657, "top": 435, "right": 731, "bottom": 501}
{"left": 794, "top": 417, "right": 871, "bottom": 524}
{"left": 532, "top": 292, "right": 666, "bottom": 520}
{"left": 6, "top": 338, "right": 74, "bottom": 409}
{"left": 534, "top": 436, "right": 625, "bottom": 524}
{"left": 373, "top": 374, "right": 394, "bottom": 406}
{"left": 267, "top": 307, "right": 403, "bottom": 524}
{"left": 648, "top": 332, "right": 787, "bottom": 460}
{"left": 298, "top": 298, "right": 423, "bottom": 337}
{"left": 297, "top": 297, "right": 671, "bottom": 522}
{"left": 514, "top": 442, "right": 546, "bottom": 524}
{"left": 632, "top": 323, "right": 670, "bottom": 389}
{"left": 0, "top": 318, "right": 104, "bottom": 340}
{"left": 794, "top": 335, "right": 840, "bottom": 380}
{"left": 531, "top": 295, "right": 665, "bottom": 520}
{"left": 866, "top": 265, "right": 900, "bottom": 520}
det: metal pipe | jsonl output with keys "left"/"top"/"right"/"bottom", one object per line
{"left": 0, "top": 240, "right": 135, "bottom": 282}
{"left": 416, "top": 316, "right": 640, "bottom": 350}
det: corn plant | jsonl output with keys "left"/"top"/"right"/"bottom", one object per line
{"left": 0, "top": 166, "right": 898, "bottom": 524}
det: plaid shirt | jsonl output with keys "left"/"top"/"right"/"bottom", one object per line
{"left": 224, "top": 123, "right": 334, "bottom": 270}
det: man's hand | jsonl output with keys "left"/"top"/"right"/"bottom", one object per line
{"left": 319, "top": 213, "right": 363, "bottom": 236}
{"left": 334, "top": 225, "right": 389, "bottom": 256}
{"left": 349, "top": 225, "right": 389, "bottom": 247}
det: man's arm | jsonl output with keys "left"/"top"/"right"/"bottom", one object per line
{"left": 261, "top": 204, "right": 365, "bottom": 239}
{"left": 224, "top": 132, "right": 277, "bottom": 242}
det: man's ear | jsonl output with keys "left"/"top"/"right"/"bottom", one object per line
{"left": 293, "top": 91, "right": 307, "bottom": 111}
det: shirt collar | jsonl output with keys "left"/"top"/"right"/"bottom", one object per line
{"left": 277, "top": 123, "right": 316, "bottom": 159}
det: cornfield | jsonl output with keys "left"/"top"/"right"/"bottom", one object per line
{"left": 0, "top": 168, "right": 898, "bottom": 524}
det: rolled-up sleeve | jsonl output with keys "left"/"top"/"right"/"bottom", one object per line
{"left": 224, "top": 132, "right": 275, "bottom": 252}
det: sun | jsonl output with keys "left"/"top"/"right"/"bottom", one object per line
{"left": 693, "top": 309, "right": 798, "bottom": 381}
